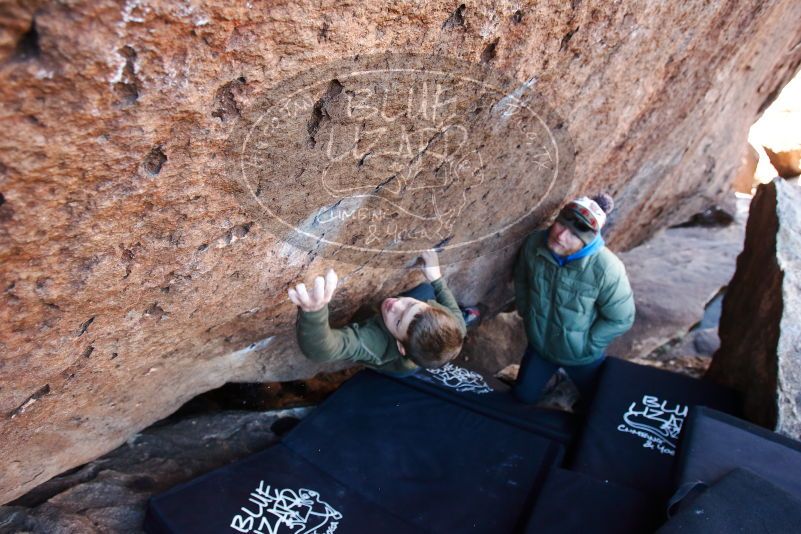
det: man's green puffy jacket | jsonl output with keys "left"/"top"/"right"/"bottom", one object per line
{"left": 514, "top": 229, "right": 635, "bottom": 366}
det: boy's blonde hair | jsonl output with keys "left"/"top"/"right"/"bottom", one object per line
{"left": 404, "top": 305, "right": 464, "bottom": 368}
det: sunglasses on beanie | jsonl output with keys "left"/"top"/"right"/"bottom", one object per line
{"left": 561, "top": 210, "right": 595, "bottom": 234}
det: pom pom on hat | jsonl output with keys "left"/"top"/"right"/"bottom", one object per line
{"left": 591, "top": 193, "right": 615, "bottom": 214}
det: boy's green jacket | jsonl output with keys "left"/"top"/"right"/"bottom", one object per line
{"left": 296, "top": 278, "right": 467, "bottom": 375}
{"left": 514, "top": 229, "right": 635, "bottom": 366}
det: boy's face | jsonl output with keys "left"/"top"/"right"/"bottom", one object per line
{"left": 381, "top": 297, "right": 428, "bottom": 342}
{"left": 547, "top": 221, "right": 585, "bottom": 256}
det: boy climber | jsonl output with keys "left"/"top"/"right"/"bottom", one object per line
{"left": 288, "top": 250, "right": 467, "bottom": 376}
{"left": 513, "top": 193, "right": 635, "bottom": 407}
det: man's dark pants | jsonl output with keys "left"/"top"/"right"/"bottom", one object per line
{"left": 513, "top": 345, "right": 605, "bottom": 408}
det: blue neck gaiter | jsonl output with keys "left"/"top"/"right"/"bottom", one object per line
{"left": 550, "top": 233, "right": 605, "bottom": 267}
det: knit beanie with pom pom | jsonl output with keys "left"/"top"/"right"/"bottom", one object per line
{"left": 556, "top": 193, "right": 615, "bottom": 245}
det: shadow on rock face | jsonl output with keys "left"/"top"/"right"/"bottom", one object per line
{"left": 171, "top": 367, "right": 362, "bottom": 417}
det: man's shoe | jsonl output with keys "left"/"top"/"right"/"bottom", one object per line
{"left": 461, "top": 306, "right": 481, "bottom": 329}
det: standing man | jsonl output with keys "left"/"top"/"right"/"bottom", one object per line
{"left": 513, "top": 193, "right": 635, "bottom": 407}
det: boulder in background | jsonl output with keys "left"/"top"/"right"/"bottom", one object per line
{"left": 707, "top": 178, "right": 801, "bottom": 438}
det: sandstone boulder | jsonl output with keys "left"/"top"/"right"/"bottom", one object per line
{"left": 2, "top": 0, "right": 801, "bottom": 503}
{"left": 456, "top": 311, "right": 527, "bottom": 376}
{"left": 707, "top": 178, "right": 801, "bottom": 438}
{"left": 749, "top": 68, "right": 801, "bottom": 181}
{"left": 764, "top": 144, "right": 801, "bottom": 178}
{"left": 732, "top": 143, "right": 760, "bottom": 194}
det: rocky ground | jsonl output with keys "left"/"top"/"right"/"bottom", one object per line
{"left": 614, "top": 197, "right": 749, "bottom": 377}
{"left": 0, "top": 196, "right": 752, "bottom": 532}
{"left": 0, "top": 408, "right": 309, "bottom": 533}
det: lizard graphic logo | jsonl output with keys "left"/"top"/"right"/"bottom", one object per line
{"left": 229, "top": 53, "right": 575, "bottom": 266}
{"left": 230, "top": 482, "right": 342, "bottom": 534}
{"left": 617, "top": 394, "right": 689, "bottom": 456}
{"left": 426, "top": 363, "right": 493, "bottom": 394}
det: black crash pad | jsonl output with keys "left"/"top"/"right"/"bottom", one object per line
{"left": 283, "top": 370, "right": 564, "bottom": 534}
{"left": 673, "top": 406, "right": 801, "bottom": 500}
{"left": 658, "top": 468, "right": 801, "bottom": 534}
{"left": 144, "top": 443, "right": 422, "bottom": 534}
{"left": 523, "top": 468, "right": 660, "bottom": 534}
{"left": 569, "top": 357, "right": 740, "bottom": 498}
{"left": 146, "top": 370, "right": 564, "bottom": 534}
{"left": 396, "top": 362, "right": 578, "bottom": 445}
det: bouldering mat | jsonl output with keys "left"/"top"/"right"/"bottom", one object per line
{"left": 282, "top": 370, "right": 564, "bottom": 533}
{"left": 522, "top": 468, "right": 660, "bottom": 533}
{"left": 568, "top": 357, "right": 740, "bottom": 498}
{"left": 658, "top": 468, "right": 801, "bottom": 534}
{"left": 144, "top": 443, "right": 422, "bottom": 534}
{"left": 672, "top": 406, "right": 801, "bottom": 501}
{"left": 146, "top": 369, "right": 564, "bottom": 534}
{"left": 395, "top": 362, "right": 578, "bottom": 445}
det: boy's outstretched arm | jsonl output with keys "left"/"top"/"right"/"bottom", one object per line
{"left": 420, "top": 250, "right": 467, "bottom": 336}
{"left": 289, "top": 269, "right": 371, "bottom": 364}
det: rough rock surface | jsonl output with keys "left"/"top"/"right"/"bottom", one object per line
{"left": 2, "top": 0, "right": 801, "bottom": 503}
{"left": 707, "top": 178, "right": 801, "bottom": 437}
{"left": 732, "top": 143, "right": 760, "bottom": 194}
{"left": 749, "top": 68, "right": 801, "bottom": 182}
{"left": 457, "top": 311, "right": 527, "bottom": 376}
{"left": 764, "top": 145, "right": 801, "bottom": 178}
{"left": 607, "top": 197, "right": 748, "bottom": 360}
{"left": 177, "top": 367, "right": 360, "bottom": 413}
{"left": 630, "top": 327, "right": 720, "bottom": 379}
{"left": 0, "top": 407, "right": 309, "bottom": 533}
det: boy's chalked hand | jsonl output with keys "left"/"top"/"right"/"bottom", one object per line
{"left": 419, "top": 249, "right": 442, "bottom": 282}
{"left": 288, "top": 268, "right": 338, "bottom": 312}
